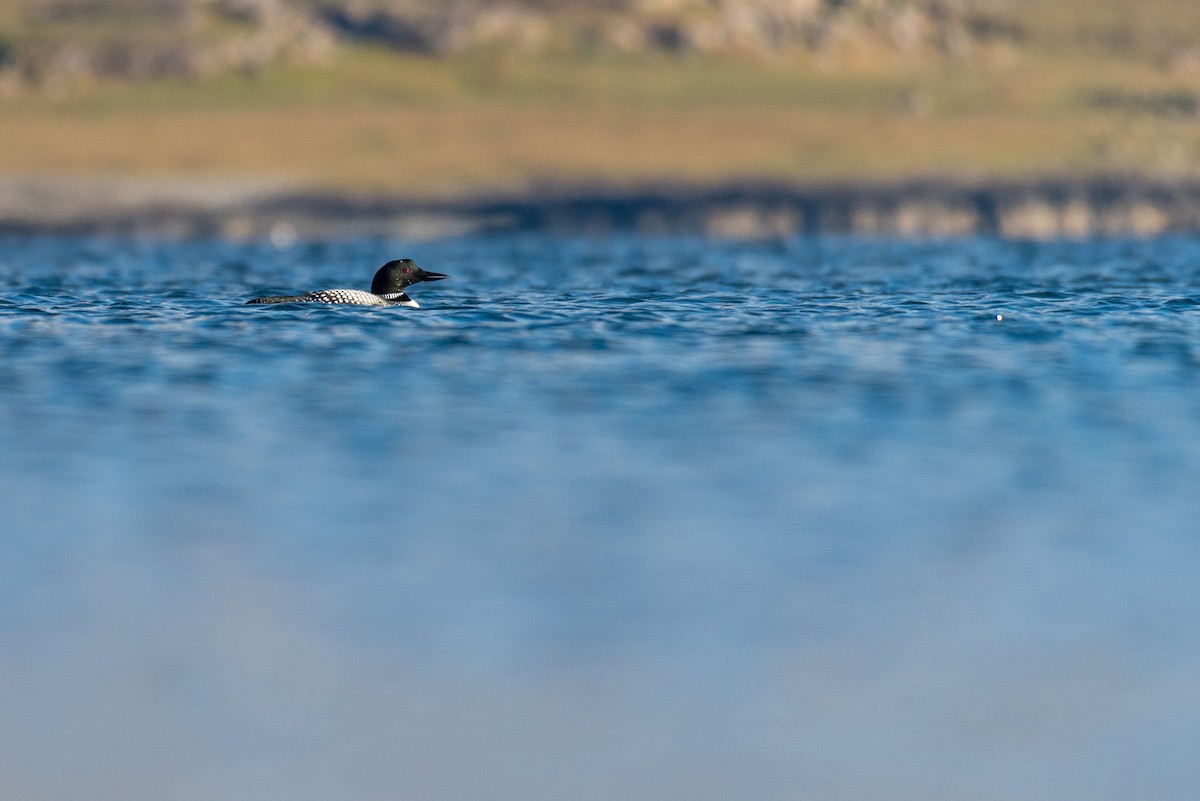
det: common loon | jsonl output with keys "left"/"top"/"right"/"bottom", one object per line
{"left": 247, "top": 259, "right": 449, "bottom": 307}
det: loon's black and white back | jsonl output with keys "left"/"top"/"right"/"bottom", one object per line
{"left": 247, "top": 259, "right": 449, "bottom": 308}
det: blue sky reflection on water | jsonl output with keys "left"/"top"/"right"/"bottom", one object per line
{"left": 1, "top": 234, "right": 1199, "bottom": 800}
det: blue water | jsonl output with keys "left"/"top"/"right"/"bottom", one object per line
{"left": 2, "top": 234, "right": 1199, "bottom": 800}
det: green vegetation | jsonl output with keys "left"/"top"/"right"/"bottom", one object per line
{"left": 2, "top": 1, "right": 1200, "bottom": 194}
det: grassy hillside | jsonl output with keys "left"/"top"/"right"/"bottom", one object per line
{"left": 3, "top": 1, "right": 1200, "bottom": 193}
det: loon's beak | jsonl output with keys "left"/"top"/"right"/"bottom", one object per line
{"left": 417, "top": 269, "right": 449, "bottom": 282}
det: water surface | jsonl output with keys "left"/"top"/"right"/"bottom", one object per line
{"left": 2, "top": 235, "right": 1198, "bottom": 800}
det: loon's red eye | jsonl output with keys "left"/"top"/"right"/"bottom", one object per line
{"left": 402, "top": 267, "right": 410, "bottom": 274}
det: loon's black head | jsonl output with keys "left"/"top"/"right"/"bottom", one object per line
{"left": 371, "top": 259, "right": 449, "bottom": 294}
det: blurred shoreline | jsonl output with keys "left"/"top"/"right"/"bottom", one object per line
{"left": 3, "top": 174, "right": 1200, "bottom": 239}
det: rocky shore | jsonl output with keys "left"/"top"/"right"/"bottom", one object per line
{"left": 0, "top": 0, "right": 1012, "bottom": 91}
{"left": 2, "top": 175, "right": 1200, "bottom": 239}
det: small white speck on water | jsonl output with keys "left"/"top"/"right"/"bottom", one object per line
{"left": 996, "top": 314, "right": 1004, "bottom": 321}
